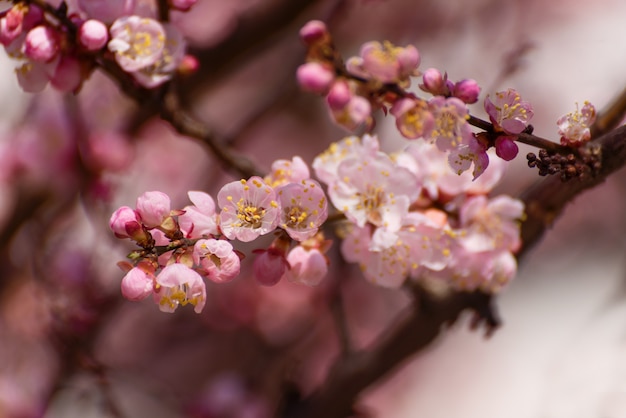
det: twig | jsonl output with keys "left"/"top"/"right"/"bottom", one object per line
{"left": 590, "top": 85, "right": 626, "bottom": 138}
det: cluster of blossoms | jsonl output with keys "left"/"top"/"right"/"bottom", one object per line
{"left": 0, "top": 0, "right": 196, "bottom": 92}
{"left": 110, "top": 158, "right": 330, "bottom": 313}
{"left": 296, "top": 20, "right": 538, "bottom": 181}
{"left": 314, "top": 134, "right": 523, "bottom": 292}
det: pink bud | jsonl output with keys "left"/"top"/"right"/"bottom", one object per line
{"left": 178, "top": 54, "right": 199, "bottom": 76}
{"left": 110, "top": 206, "right": 140, "bottom": 238}
{"left": 136, "top": 191, "right": 171, "bottom": 228}
{"left": 253, "top": 248, "right": 289, "bottom": 286}
{"left": 50, "top": 55, "right": 82, "bottom": 92}
{"left": 495, "top": 136, "right": 519, "bottom": 161}
{"left": 420, "top": 68, "right": 448, "bottom": 96}
{"left": 296, "top": 62, "right": 334, "bottom": 94}
{"left": 0, "top": 6, "right": 25, "bottom": 46}
{"left": 396, "top": 45, "right": 420, "bottom": 75}
{"left": 284, "top": 246, "right": 327, "bottom": 286}
{"left": 453, "top": 79, "right": 480, "bottom": 104}
{"left": 299, "top": 20, "right": 328, "bottom": 45}
{"left": 326, "top": 80, "right": 351, "bottom": 110}
{"left": 121, "top": 267, "right": 154, "bottom": 301}
{"left": 79, "top": 19, "right": 108, "bottom": 51}
{"left": 24, "top": 25, "right": 59, "bottom": 62}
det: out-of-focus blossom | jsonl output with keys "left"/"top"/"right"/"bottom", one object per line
{"left": 390, "top": 97, "right": 434, "bottom": 139}
{"left": 419, "top": 67, "right": 451, "bottom": 96}
{"left": 253, "top": 248, "right": 289, "bottom": 286}
{"left": 217, "top": 177, "right": 280, "bottom": 242}
{"left": 23, "top": 25, "right": 58, "bottom": 62}
{"left": 484, "top": 88, "right": 533, "bottom": 135}
{"left": 346, "top": 40, "right": 420, "bottom": 87}
{"left": 452, "top": 79, "right": 480, "bottom": 104}
{"left": 326, "top": 79, "right": 372, "bottom": 132}
{"left": 78, "top": 19, "right": 109, "bottom": 51}
{"left": 299, "top": 20, "right": 329, "bottom": 45}
{"left": 132, "top": 23, "right": 186, "bottom": 88}
{"left": 0, "top": 5, "right": 26, "bottom": 46}
{"left": 557, "top": 101, "right": 596, "bottom": 146}
{"left": 170, "top": 0, "right": 198, "bottom": 11}
{"left": 49, "top": 55, "right": 82, "bottom": 92}
{"left": 296, "top": 62, "right": 335, "bottom": 94}
{"left": 154, "top": 263, "right": 206, "bottom": 313}
{"left": 108, "top": 16, "right": 165, "bottom": 72}
{"left": 78, "top": 0, "right": 136, "bottom": 24}
{"left": 283, "top": 245, "right": 328, "bottom": 286}
{"left": 121, "top": 266, "right": 154, "bottom": 301}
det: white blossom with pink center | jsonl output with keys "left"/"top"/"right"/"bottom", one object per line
{"left": 327, "top": 152, "right": 419, "bottom": 241}
{"left": 427, "top": 96, "right": 474, "bottom": 152}
{"left": 153, "top": 263, "right": 206, "bottom": 313}
{"left": 217, "top": 176, "right": 280, "bottom": 242}
{"left": 312, "top": 134, "right": 380, "bottom": 186}
{"left": 458, "top": 195, "right": 524, "bottom": 253}
{"left": 557, "top": 101, "right": 596, "bottom": 146}
{"left": 179, "top": 191, "right": 218, "bottom": 238}
{"left": 346, "top": 40, "right": 420, "bottom": 86}
{"left": 276, "top": 179, "right": 328, "bottom": 241}
{"left": 193, "top": 239, "right": 240, "bottom": 283}
{"left": 132, "top": 23, "right": 186, "bottom": 88}
{"left": 484, "top": 88, "right": 534, "bottom": 135}
{"left": 107, "top": 16, "right": 165, "bottom": 73}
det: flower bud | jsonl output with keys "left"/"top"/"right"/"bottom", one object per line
{"left": 79, "top": 19, "right": 109, "bottom": 51}
{"left": 453, "top": 79, "right": 480, "bottom": 104}
{"left": 299, "top": 20, "right": 328, "bottom": 45}
{"left": 495, "top": 136, "right": 519, "bottom": 161}
{"left": 297, "top": 62, "right": 334, "bottom": 94}
{"left": 24, "top": 25, "right": 59, "bottom": 62}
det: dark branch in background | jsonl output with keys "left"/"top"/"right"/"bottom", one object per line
{"left": 281, "top": 284, "right": 499, "bottom": 418}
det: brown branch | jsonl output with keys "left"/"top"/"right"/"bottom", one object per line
{"left": 519, "top": 124, "right": 626, "bottom": 257}
{"left": 281, "top": 285, "right": 499, "bottom": 418}
{"left": 591, "top": 86, "right": 626, "bottom": 138}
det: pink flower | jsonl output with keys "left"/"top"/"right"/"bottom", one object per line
{"left": 79, "top": 19, "right": 109, "bottom": 51}
{"left": 296, "top": 62, "right": 335, "bottom": 95}
{"left": 326, "top": 80, "right": 372, "bottom": 132}
{"left": 428, "top": 96, "right": 474, "bottom": 151}
{"left": 264, "top": 156, "right": 310, "bottom": 188}
{"left": 283, "top": 245, "right": 327, "bottom": 286}
{"left": 328, "top": 152, "right": 420, "bottom": 237}
{"left": 108, "top": 16, "right": 165, "bottom": 73}
{"left": 132, "top": 23, "right": 186, "bottom": 88}
{"left": 179, "top": 191, "right": 218, "bottom": 238}
{"left": 121, "top": 267, "right": 154, "bottom": 301}
{"left": 313, "top": 134, "right": 380, "bottom": 186}
{"left": 277, "top": 179, "right": 328, "bottom": 241}
{"left": 23, "top": 25, "right": 58, "bottom": 62}
{"left": 390, "top": 97, "right": 434, "bottom": 139}
{"left": 0, "top": 5, "right": 25, "bottom": 47}
{"left": 135, "top": 191, "right": 171, "bottom": 228}
{"left": 347, "top": 41, "right": 420, "bottom": 86}
{"left": 217, "top": 177, "right": 280, "bottom": 242}
{"left": 484, "top": 88, "right": 533, "bottom": 135}
{"left": 154, "top": 263, "right": 206, "bottom": 313}
{"left": 557, "top": 101, "right": 596, "bottom": 146}
{"left": 193, "top": 239, "right": 240, "bottom": 283}
{"left": 459, "top": 195, "right": 524, "bottom": 253}
{"left": 447, "top": 135, "right": 490, "bottom": 179}
{"left": 253, "top": 248, "right": 289, "bottom": 286}
{"left": 15, "top": 61, "right": 52, "bottom": 93}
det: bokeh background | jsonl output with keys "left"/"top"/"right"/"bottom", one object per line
{"left": 1, "top": 0, "right": 626, "bottom": 417}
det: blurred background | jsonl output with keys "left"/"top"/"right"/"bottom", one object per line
{"left": 1, "top": 0, "right": 626, "bottom": 417}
